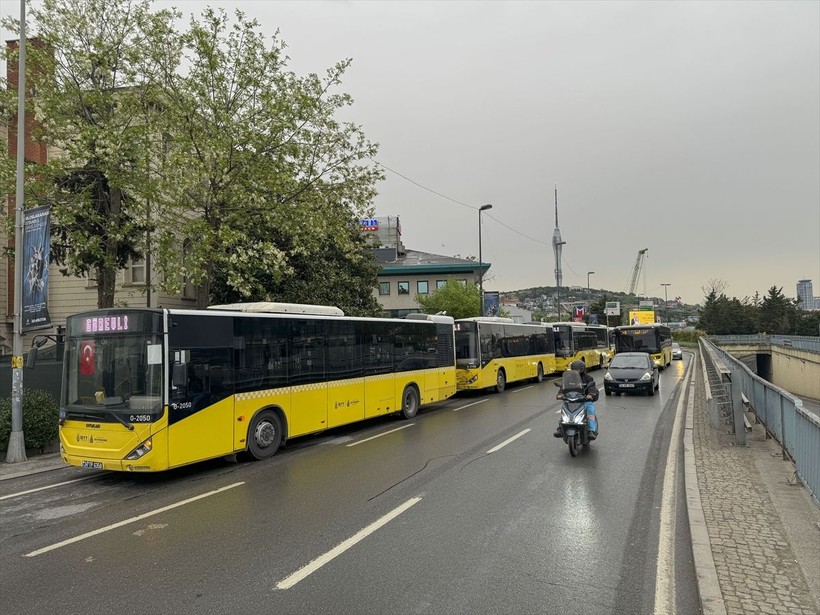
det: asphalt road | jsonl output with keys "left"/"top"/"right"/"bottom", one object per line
{"left": 0, "top": 357, "right": 698, "bottom": 615}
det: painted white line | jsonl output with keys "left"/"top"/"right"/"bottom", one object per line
{"left": 487, "top": 429, "right": 531, "bottom": 454}
{"left": 653, "top": 364, "right": 692, "bottom": 614}
{"left": 346, "top": 423, "right": 414, "bottom": 447}
{"left": 0, "top": 476, "right": 96, "bottom": 501}
{"left": 451, "top": 399, "right": 489, "bottom": 412}
{"left": 511, "top": 385, "right": 534, "bottom": 393}
{"left": 275, "top": 496, "right": 423, "bottom": 590}
{"left": 25, "top": 482, "right": 245, "bottom": 557}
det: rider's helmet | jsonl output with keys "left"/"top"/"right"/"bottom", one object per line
{"left": 570, "top": 360, "right": 586, "bottom": 374}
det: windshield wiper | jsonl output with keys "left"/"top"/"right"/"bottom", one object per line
{"left": 107, "top": 410, "right": 134, "bottom": 431}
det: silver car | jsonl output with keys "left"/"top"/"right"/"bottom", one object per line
{"left": 672, "top": 343, "right": 683, "bottom": 360}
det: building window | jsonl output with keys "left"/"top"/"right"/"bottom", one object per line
{"left": 436, "top": 280, "right": 447, "bottom": 289}
{"left": 398, "top": 281, "right": 410, "bottom": 295}
{"left": 379, "top": 281, "right": 390, "bottom": 296}
{"left": 417, "top": 281, "right": 429, "bottom": 294}
{"left": 125, "top": 258, "right": 146, "bottom": 285}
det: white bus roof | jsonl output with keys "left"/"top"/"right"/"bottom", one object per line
{"left": 207, "top": 302, "right": 344, "bottom": 316}
{"left": 405, "top": 313, "right": 455, "bottom": 325}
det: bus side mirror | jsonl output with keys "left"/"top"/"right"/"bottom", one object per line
{"left": 26, "top": 346, "right": 38, "bottom": 369}
{"left": 172, "top": 363, "right": 187, "bottom": 387}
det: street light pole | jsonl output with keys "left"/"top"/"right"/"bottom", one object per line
{"left": 478, "top": 204, "right": 493, "bottom": 316}
{"left": 661, "top": 283, "right": 671, "bottom": 324}
{"left": 587, "top": 271, "right": 594, "bottom": 322}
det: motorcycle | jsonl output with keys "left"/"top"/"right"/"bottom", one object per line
{"left": 554, "top": 372, "right": 594, "bottom": 457}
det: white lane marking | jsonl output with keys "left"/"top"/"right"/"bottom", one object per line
{"left": 0, "top": 476, "right": 96, "bottom": 501}
{"left": 512, "top": 386, "right": 534, "bottom": 393}
{"left": 451, "top": 399, "right": 489, "bottom": 412}
{"left": 487, "top": 429, "right": 531, "bottom": 454}
{"left": 653, "top": 363, "right": 692, "bottom": 613}
{"left": 275, "top": 496, "right": 423, "bottom": 590}
{"left": 24, "top": 482, "right": 245, "bottom": 557}
{"left": 346, "top": 424, "right": 414, "bottom": 447}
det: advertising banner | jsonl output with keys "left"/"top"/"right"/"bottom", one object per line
{"left": 483, "top": 291, "right": 500, "bottom": 317}
{"left": 573, "top": 305, "right": 585, "bottom": 322}
{"left": 22, "top": 205, "right": 51, "bottom": 332}
{"left": 629, "top": 309, "right": 655, "bottom": 325}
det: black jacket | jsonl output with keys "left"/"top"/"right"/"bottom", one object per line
{"left": 560, "top": 372, "right": 599, "bottom": 402}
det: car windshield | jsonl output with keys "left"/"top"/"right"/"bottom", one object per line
{"left": 611, "top": 356, "right": 649, "bottom": 369}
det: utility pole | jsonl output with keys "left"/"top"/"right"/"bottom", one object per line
{"left": 7, "top": 0, "right": 27, "bottom": 463}
{"left": 587, "top": 271, "right": 595, "bottom": 321}
{"left": 552, "top": 184, "right": 565, "bottom": 321}
{"left": 478, "top": 204, "right": 492, "bottom": 316}
{"left": 661, "top": 283, "right": 671, "bottom": 324}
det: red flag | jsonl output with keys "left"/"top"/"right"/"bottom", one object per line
{"left": 79, "top": 341, "right": 96, "bottom": 375}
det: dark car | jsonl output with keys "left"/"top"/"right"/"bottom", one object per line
{"left": 672, "top": 343, "right": 683, "bottom": 360}
{"left": 604, "top": 352, "right": 660, "bottom": 396}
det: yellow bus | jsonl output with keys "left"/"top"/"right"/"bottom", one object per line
{"left": 612, "top": 323, "right": 673, "bottom": 369}
{"left": 549, "top": 322, "right": 604, "bottom": 372}
{"left": 454, "top": 317, "right": 555, "bottom": 393}
{"left": 56, "top": 303, "right": 457, "bottom": 472}
{"left": 585, "top": 324, "right": 614, "bottom": 365}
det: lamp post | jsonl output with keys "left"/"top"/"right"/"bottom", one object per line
{"left": 661, "top": 283, "right": 671, "bottom": 324}
{"left": 587, "top": 272, "right": 595, "bottom": 322}
{"left": 478, "top": 204, "right": 493, "bottom": 316}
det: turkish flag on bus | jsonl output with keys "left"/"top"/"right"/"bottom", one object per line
{"left": 79, "top": 341, "right": 96, "bottom": 375}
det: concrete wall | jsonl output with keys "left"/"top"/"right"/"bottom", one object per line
{"left": 771, "top": 346, "right": 820, "bottom": 401}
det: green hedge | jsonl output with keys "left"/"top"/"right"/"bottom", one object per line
{"left": 673, "top": 329, "right": 706, "bottom": 345}
{"left": 0, "top": 388, "right": 60, "bottom": 452}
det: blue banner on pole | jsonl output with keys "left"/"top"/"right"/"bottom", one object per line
{"left": 22, "top": 205, "right": 51, "bottom": 332}
{"left": 483, "top": 291, "right": 500, "bottom": 317}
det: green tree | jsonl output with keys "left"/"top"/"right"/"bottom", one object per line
{"left": 153, "top": 8, "right": 383, "bottom": 308}
{"left": 417, "top": 280, "right": 480, "bottom": 319}
{"left": 758, "top": 286, "right": 798, "bottom": 335}
{"left": 2, "top": 0, "right": 176, "bottom": 307}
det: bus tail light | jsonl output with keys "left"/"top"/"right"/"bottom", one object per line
{"left": 125, "top": 438, "right": 153, "bottom": 460}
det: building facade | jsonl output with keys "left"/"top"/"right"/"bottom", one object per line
{"left": 796, "top": 279, "right": 819, "bottom": 311}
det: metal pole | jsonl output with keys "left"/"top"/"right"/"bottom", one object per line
{"left": 587, "top": 271, "right": 594, "bottom": 320}
{"left": 661, "top": 283, "right": 671, "bottom": 324}
{"left": 7, "top": 0, "right": 28, "bottom": 463}
{"left": 478, "top": 204, "right": 492, "bottom": 316}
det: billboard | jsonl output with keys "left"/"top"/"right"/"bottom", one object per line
{"left": 483, "top": 291, "right": 500, "bottom": 317}
{"left": 629, "top": 310, "right": 655, "bottom": 325}
{"left": 22, "top": 206, "right": 51, "bottom": 332}
{"left": 605, "top": 301, "right": 621, "bottom": 316}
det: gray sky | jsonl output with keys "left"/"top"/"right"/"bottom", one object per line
{"left": 4, "top": 0, "right": 819, "bottom": 305}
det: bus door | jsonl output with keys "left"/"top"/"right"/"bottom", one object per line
{"left": 326, "top": 320, "right": 364, "bottom": 428}
{"left": 289, "top": 319, "right": 329, "bottom": 434}
{"left": 168, "top": 315, "right": 235, "bottom": 467}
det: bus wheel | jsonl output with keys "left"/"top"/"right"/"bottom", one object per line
{"left": 247, "top": 410, "right": 282, "bottom": 460}
{"left": 495, "top": 369, "right": 506, "bottom": 393}
{"left": 535, "top": 363, "right": 544, "bottom": 383}
{"left": 400, "top": 385, "right": 420, "bottom": 419}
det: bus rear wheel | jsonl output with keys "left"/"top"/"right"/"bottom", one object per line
{"left": 247, "top": 410, "right": 282, "bottom": 460}
{"left": 400, "top": 385, "right": 420, "bottom": 419}
{"left": 534, "top": 363, "right": 544, "bottom": 383}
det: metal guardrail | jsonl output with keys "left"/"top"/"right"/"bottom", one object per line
{"left": 710, "top": 334, "right": 820, "bottom": 353}
{"left": 700, "top": 337, "right": 820, "bottom": 506}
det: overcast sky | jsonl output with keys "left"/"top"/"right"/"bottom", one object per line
{"left": 3, "top": 1, "right": 818, "bottom": 305}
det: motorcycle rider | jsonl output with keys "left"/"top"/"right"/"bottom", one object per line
{"left": 554, "top": 360, "right": 599, "bottom": 439}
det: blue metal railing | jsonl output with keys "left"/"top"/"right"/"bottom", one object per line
{"left": 701, "top": 337, "right": 820, "bottom": 506}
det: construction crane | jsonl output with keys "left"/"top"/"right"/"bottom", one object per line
{"left": 626, "top": 248, "right": 648, "bottom": 296}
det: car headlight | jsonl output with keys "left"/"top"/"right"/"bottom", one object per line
{"left": 640, "top": 372, "right": 652, "bottom": 381}
{"left": 604, "top": 372, "right": 612, "bottom": 381}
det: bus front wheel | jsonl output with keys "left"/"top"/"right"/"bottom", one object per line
{"left": 400, "top": 385, "right": 420, "bottom": 419}
{"left": 495, "top": 369, "right": 506, "bottom": 393}
{"left": 247, "top": 410, "right": 283, "bottom": 460}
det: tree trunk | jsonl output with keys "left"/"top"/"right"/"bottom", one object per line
{"left": 97, "top": 187, "right": 122, "bottom": 308}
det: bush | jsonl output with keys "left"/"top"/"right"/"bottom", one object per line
{"left": 672, "top": 329, "right": 706, "bottom": 345}
{"left": 0, "top": 388, "right": 60, "bottom": 452}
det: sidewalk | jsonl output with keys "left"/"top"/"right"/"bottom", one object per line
{"left": 0, "top": 450, "right": 64, "bottom": 481}
{"left": 688, "top": 356, "right": 820, "bottom": 615}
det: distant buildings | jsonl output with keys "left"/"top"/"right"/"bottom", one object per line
{"left": 796, "top": 279, "right": 820, "bottom": 311}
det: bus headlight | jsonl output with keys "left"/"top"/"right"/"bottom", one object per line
{"left": 125, "top": 438, "right": 153, "bottom": 460}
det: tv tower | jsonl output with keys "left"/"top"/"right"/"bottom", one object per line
{"left": 552, "top": 183, "right": 566, "bottom": 320}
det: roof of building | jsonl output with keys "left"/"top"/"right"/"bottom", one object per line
{"left": 377, "top": 249, "right": 489, "bottom": 275}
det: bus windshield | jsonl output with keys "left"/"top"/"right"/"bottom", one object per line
{"left": 615, "top": 328, "right": 661, "bottom": 353}
{"left": 553, "top": 326, "right": 573, "bottom": 357}
{"left": 63, "top": 332, "right": 164, "bottom": 422}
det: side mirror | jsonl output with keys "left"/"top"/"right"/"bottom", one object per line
{"left": 553, "top": 381, "right": 561, "bottom": 388}
{"left": 26, "top": 346, "right": 38, "bottom": 369}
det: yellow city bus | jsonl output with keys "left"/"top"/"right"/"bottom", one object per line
{"left": 56, "top": 303, "right": 457, "bottom": 472}
{"left": 454, "top": 317, "right": 555, "bottom": 393}
{"left": 612, "top": 323, "right": 673, "bottom": 369}
{"left": 549, "top": 322, "right": 604, "bottom": 372}
{"left": 585, "top": 324, "right": 614, "bottom": 365}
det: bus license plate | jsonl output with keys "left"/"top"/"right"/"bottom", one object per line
{"left": 81, "top": 461, "right": 103, "bottom": 469}
{"left": 620, "top": 384, "right": 635, "bottom": 388}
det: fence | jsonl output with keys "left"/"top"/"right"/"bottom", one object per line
{"left": 700, "top": 337, "right": 820, "bottom": 506}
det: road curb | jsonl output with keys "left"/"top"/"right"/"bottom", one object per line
{"left": 684, "top": 354, "right": 727, "bottom": 615}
